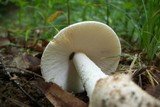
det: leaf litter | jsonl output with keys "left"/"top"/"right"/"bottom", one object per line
{"left": 0, "top": 28, "right": 160, "bottom": 107}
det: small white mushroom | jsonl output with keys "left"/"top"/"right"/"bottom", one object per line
{"left": 41, "top": 21, "right": 160, "bottom": 107}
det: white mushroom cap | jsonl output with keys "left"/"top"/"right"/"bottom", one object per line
{"left": 41, "top": 21, "right": 121, "bottom": 92}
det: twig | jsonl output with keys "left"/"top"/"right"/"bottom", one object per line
{"left": 0, "top": 56, "right": 41, "bottom": 107}
{"left": 5, "top": 65, "right": 43, "bottom": 78}
{"left": 138, "top": 75, "right": 143, "bottom": 88}
{"left": 132, "top": 66, "right": 147, "bottom": 78}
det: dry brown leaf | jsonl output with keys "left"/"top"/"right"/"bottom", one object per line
{"left": 23, "top": 53, "right": 40, "bottom": 66}
{"left": 27, "top": 41, "right": 44, "bottom": 52}
{"left": 36, "top": 79, "right": 87, "bottom": 107}
{"left": 27, "top": 39, "right": 49, "bottom": 52}
{"left": 13, "top": 54, "right": 29, "bottom": 69}
{"left": 13, "top": 53, "right": 40, "bottom": 73}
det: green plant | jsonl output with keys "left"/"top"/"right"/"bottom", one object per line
{"left": 0, "top": 0, "right": 159, "bottom": 61}
{"left": 139, "top": 0, "right": 160, "bottom": 60}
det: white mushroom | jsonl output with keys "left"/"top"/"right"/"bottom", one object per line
{"left": 41, "top": 21, "right": 121, "bottom": 96}
{"left": 41, "top": 21, "right": 160, "bottom": 107}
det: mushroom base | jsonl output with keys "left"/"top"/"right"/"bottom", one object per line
{"left": 89, "top": 74, "right": 160, "bottom": 107}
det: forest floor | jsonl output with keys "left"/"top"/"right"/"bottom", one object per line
{"left": 0, "top": 28, "right": 160, "bottom": 107}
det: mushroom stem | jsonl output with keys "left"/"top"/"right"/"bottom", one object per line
{"left": 72, "top": 52, "right": 107, "bottom": 97}
{"left": 72, "top": 53, "right": 160, "bottom": 107}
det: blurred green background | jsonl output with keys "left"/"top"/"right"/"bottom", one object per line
{"left": 0, "top": 0, "right": 160, "bottom": 60}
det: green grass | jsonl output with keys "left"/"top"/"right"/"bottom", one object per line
{"left": 0, "top": 0, "right": 159, "bottom": 61}
{"left": 139, "top": 0, "right": 160, "bottom": 60}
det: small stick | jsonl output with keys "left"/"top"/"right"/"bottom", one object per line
{"left": 132, "top": 66, "right": 147, "bottom": 78}
{"left": 5, "top": 65, "right": 43, "bottom": 78}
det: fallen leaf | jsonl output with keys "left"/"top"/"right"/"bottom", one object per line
{"left": 13, "top": 54, "right": 29, "bottom": 69}
{"left": 36, "top": 79, "right": 87, "bottom": 107}
{"left": 41, "top": 39, "right": 49, "bottom": 47}
{"left": 47, "top": 11, "right": 63, "bottom": 22}
{"left": 23, "top": 53, "right": 40, "bottom": 66}
{"left": 27, "top": 41, "right": 44, "bottom": 52}
{"left": 0, "top": 37, "right": 10, "bottom": 47}
{"left": 13, "top": 53, "right": 40, "bottom": 73}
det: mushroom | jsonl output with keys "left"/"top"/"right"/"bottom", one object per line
{"left": 41, "top": 21, "right": 121, "bottom": 97}
{"left": 41, "top": 21, "right": 160, "bottom": 107}
{"left": 89, "top": 74, "right": 160, "bottom": 107}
